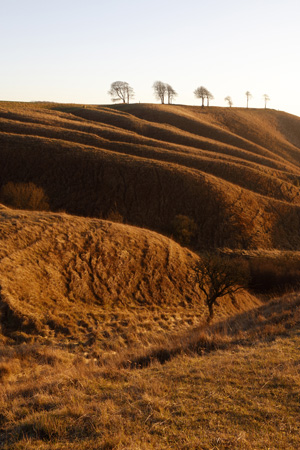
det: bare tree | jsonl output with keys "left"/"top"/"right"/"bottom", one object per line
{"left": 166, "top": 84, "right": 177, "bottom": 104}
{"left": 153, "top": 81, "right": 167, "bottom": 104}
{"left": 263, "top": 94, "right": 270, "bottom": 109}
{"left": 125, "top": 83, "right": 134, "bottom": 103}
{"left": 225, "top": 96, "right": 233, "bottom": 107}
{"left": 206, "top": 90, "right": 214, "bottom": 107}
{"left": 194, "top": 253, "right": 249, "bottom": 323}
{"left": 245, "top": 91, "right": 252, "bottom": 108}
{"left": 194, "top": 86, "right": 209, "bottom": 107}
{"left": 108, "top": 81, "right": 134, "bottom": 104}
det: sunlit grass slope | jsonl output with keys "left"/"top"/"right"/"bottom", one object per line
{"left": 1, "top": 102, "right": 300, "bottom": 249}
{"left": 0, "top": 207, "right": 258, "bottom": 345}
{"left": 0, "top": 207, "right": 198, "bottom": 344}
{"left": 0, "top": 289, "right": 299, "bottom": 449}
{"left": 1, "top": 102, "right": 300, "bottom": 450}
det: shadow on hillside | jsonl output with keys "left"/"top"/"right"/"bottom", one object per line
{"left": 122, "top": 292, "right": 300, "bottom": 369}
{"left": 212, "top": 291, "right": 300, "bottom": 338}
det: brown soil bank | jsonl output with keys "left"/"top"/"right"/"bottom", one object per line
{"left": 1, "top": 102, "right": 300, "bottom": 250}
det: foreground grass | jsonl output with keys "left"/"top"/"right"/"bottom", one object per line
{"left": 1, "top": 314, "right": 299, "bottom": 449}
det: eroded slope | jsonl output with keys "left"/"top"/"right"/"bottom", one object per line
{"left": 0, "top": 208, "right": 196, "bottom": 342}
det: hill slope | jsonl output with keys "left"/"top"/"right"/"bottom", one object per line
{"left": 1, "top": 102, "right": 300, "bottom": 449}
{"left": 1, "top": 102, "right": 300, "bottom": 249}
{"left": 0, "top": 207, "right": 258, "bottom": 344}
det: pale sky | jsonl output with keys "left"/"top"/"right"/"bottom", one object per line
{"left": 1, "top": 0, "right": 300, "bottom": 117}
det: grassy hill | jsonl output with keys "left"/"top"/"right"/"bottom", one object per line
{"left": 1, "top": 102, "right": 300, "bottom": 250}
{"left": 0, "top": 206, "right": 258, "bottom": 346}
{"left": 1, "top": 102, "right": 300, "bottom": 449}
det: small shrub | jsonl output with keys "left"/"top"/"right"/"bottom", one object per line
{"left": 106, "top": 209, "right": 124, "bottom": 223}
{"left": 0, "top": 362, "right": 12, "bottom": 381}
{"left": 172, "top": 214, "right": 197, "bottom": 245}
{"left": 0, "top": 182, "right": 50, "bottom": 211}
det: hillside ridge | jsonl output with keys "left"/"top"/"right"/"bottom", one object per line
{"left": 1, "top": 102, "right": 300, "bottom": 250}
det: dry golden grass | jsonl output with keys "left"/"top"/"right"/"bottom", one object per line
{"left": 1, "top": 102, "right": 300, "bottom": 250}
{"left": 1, "top": 101, "right": 300, "bottom": 448}
{"left": 0, "top": 207, "right": 259, "bottom": 347}
{"left": 0, "top": 182, "right": 50, "bottom": 211}
{"left": 0, "top": 291, "right": 299, "bottom": 449}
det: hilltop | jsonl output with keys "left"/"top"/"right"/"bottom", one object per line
{"left": 1, "top": 102, "right": 300, "bottom": 250}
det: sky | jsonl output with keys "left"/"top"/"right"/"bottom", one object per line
{"left": 1, "top": 0, "right": 300, "bottom": 116}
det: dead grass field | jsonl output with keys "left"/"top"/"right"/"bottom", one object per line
{"left": 1, "top": 102, "right": 300, "bottom": 448}
{"left": 0, "top": 291, "right": 299, "bottom": 450}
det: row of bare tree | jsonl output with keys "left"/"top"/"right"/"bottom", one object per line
{"left": 108, "top": 81, "right": 177, "bottom": 105}
{"left": 108, "top": 81, "right": 270, "bottom": 108}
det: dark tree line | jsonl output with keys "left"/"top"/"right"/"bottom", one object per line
{"left": 108, "top": 81, "right": 270, "bottom": 109}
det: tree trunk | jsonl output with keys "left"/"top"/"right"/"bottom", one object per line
{"left": 207, "top": 305, "right": 214, "bottom": 323}
{"left": 206, "top": 294, "right": 218, "bottom": 323}
{"left": 206, "top": 301, "right": 215, "bottom": 323}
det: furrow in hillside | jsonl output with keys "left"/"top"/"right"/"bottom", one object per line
{"left": 120, "top": 104, "right": 300, "bottom": 165}
{"left": 2, "top": 105, "right": 297, "bottom": 171}
{"left": 0, "top": 209, "right": 199, "bottom": 341}
{"left": 2, "top": 131, "right": 300, "bottom": 249}
{"left": 66, "top": 106, "right": 295, "bottom": 166}
{"left": 1, "top": 102, "right": 300, "bottom": 251}
{"left": 1, "top": 118, "right": 300, "bottom": 204}
{"left": 0, "top": 208, "right": 260, "bottom": 344}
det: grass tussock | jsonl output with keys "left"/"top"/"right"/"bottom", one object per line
{"left": 0, "top": 182, "right": 50, "bottom": 211}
